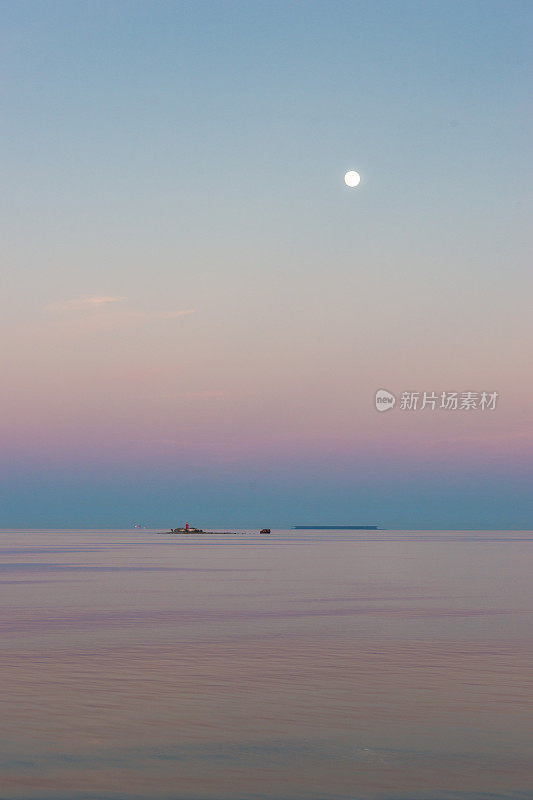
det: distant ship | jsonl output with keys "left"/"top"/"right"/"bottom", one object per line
{"left": 293, "top": 525, "right": 378, "bottom": 530}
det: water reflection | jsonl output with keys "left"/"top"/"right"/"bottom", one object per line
{"left": 1, "top": 529, "right": 532, "bottom": 799}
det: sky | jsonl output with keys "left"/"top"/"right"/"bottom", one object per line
{"left": 1, "top": 0, "right": 532, "bottom": 528}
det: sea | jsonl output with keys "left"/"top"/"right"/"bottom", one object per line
{"left": 1, "top": 528, "right": 532, "bottom": 800}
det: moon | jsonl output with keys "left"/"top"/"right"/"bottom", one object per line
{"left": 344, "top": 170, "right": 361, "bottom": 188}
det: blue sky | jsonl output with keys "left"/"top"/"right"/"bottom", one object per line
{"left": 2, "top": 1, "right": 532, "bottom": 528}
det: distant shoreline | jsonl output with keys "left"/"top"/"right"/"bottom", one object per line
{"left": 292, "top": 526, "right": 378, "bottom": 530}
{"left": 158, "top": 530, "right": 243, "bottom": 535}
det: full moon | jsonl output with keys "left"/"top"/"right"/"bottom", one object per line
{"left": 344, "top": 170, "right": 361, "bottom": 188}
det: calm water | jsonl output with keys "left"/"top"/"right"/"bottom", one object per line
{"left": 1, "top": 529, "right": 532, "bottom": 800}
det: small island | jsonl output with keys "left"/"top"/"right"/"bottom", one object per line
{"left": 163, "top": 526, "right": 241, "bottom": 534}
{"left": 157, "top": 524, "right": 271, "bottom": 535}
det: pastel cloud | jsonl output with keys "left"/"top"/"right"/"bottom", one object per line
{"left": 50, "top": 296, "right": 126, "bottom": 312}
{"left": 47, "top": 297, "right": 195, "bottom": 328}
